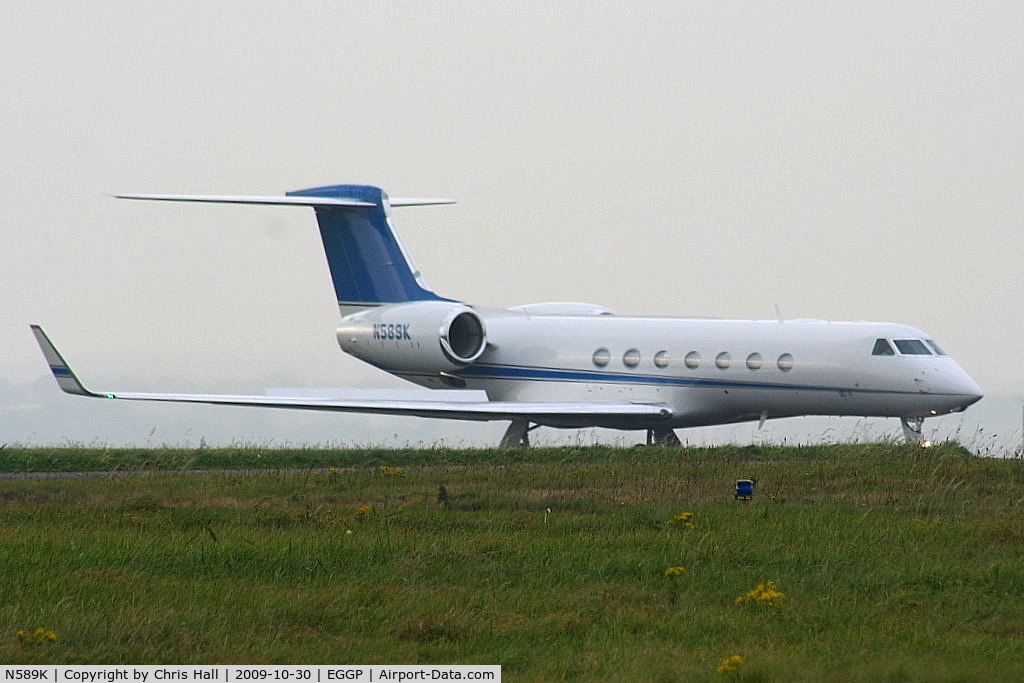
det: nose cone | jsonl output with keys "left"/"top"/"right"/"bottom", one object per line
{"left": 944, "top": 367, "right": 984, "bottom": 412}
{"left": 960, "top": 376, "right": 984, "bottom": 409}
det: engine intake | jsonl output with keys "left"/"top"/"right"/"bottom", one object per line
{"left": 337, "top": 302, "right": 487, "bottom": 373}
{"left": 442, "top": 310, "right": 486, "bottom": 364}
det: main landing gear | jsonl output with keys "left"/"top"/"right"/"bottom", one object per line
{"left": 499, "top": 420, "right": 683, "bottom": 449}
{"left": 646, "top": 428, "right": 681, "bottom": 447}
{"left": 499, "top": 418, "right": 536, "bottom": 448}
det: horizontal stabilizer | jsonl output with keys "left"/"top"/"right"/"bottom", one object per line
{"left": 113, "top": 194, "right": 455, "bottom": 208}
{"left": 114, "top": 193, "right": 376, "bottom": 208}
{"left": 389, "top": 198, "right": 456, "bottom": 207}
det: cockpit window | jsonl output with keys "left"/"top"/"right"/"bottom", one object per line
{"left": 925, "top": 339, "right": 947, "bottom": 356}
{"left": 872, "top": 339, "right": 895, "bottom": 356}
{"left": 894, "top": 339, "right": 932, "bottom": 355}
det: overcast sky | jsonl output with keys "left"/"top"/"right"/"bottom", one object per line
{"left": 2, "top": 3, "right": 1021, "bottom": 450}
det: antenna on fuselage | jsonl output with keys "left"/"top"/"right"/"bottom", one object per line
{"left": 775, "top": 304, "right": 784, "bottom": 323}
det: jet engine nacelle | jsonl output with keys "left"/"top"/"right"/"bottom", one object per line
{"left": 336, "top": 301, "right": 487, "bottom": 373}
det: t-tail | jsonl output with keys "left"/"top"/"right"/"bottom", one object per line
{"left": 115, "top": 184, "right": 456, "bottom": 316}
{"left": 288, "top": 185, "right": 454, "bottom": 315}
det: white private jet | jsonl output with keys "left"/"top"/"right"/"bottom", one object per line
{"left": 32, "top": 184, "right": 982, "bottom": 447}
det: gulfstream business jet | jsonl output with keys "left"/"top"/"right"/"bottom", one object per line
{"left": 32, "top": 184, "right": 983, "bottom": 447}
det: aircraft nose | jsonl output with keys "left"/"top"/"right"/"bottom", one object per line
{"left": 947, "top": 369, "right": 983, "bottom": 411}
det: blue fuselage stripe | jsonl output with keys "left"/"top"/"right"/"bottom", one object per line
{"left": 453, "top": 363, "right": 917, "bottom": 397}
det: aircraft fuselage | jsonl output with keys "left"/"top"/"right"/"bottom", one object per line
{"left": 338, "top": 304, "right": 982, "bottom": 431}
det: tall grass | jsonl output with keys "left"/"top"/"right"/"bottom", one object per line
{"left": 1, "top": 443, "right": 1023, "bottom": 680}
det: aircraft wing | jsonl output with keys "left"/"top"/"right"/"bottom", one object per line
{"left": 30, "top": 326, "right": 672, "bottom": 425}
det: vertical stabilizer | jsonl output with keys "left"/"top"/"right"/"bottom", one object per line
{"left": 286, "top": 185, "right": 452, "bottom": 315}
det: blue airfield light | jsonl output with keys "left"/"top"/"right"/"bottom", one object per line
{"left": 735, "top": 479, "right": 754, "bottom": 501}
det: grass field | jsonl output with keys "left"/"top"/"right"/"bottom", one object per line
{"left": 2, "top": 443, "right": 1024, "bottom": 680}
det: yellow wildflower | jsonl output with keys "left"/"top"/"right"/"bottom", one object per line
{"left": 716, "top": 655, "right": 742, "bottom": 674}
{"left": 356, "top": 505, "right": 373, "bottom": 519}
{"left": 736, "top": 580, "right": 786, "bottom": 607}
{"left": 16, "top": 628, "right": 57, "bottom": 643}
{"left": 378, "top": 465, "right": 407, "bottom": 477}
{"left": 668, "top": 511, "right": 696, "bottom": 528}
{"left": 664, "top": 566, "right": 686, "bottom": 576}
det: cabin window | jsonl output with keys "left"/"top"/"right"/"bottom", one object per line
{"left": 777, "top": 353, "right": 794, "bottom": 371}
{"left": 653, "top": 350, "right": 670, "bottom": 368}
{"left": 872, "top": 338, "right": 895, "bottom": 356}
{"left": 746, "top": 352, "right": 763, "bottom": 370}
{"left": 894, "top": 339, "right": 932, "bottom": 355}
{"left": 623, "top": 349, "right": 641, "bottom": 368}
{"left": 684, "top": 351, "right": 701, "bottom": 369}
{"left": 592, "top": 348, "right": 610, "bottom": 367}
{"left": 715, "top": 352, "right": 732, "bottom": 369}
{"left": 926, "top": 339, "right": 947, "bottom": 356}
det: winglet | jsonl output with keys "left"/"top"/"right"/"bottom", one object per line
{"left": 29, "top": 325, "right": 106, "bottom": 398}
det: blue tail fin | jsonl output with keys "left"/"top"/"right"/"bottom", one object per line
{"left": 286, "top": 185, "right": 452, "bottom": 314}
